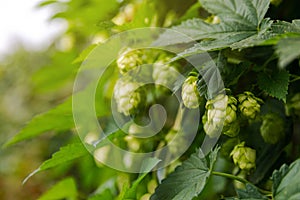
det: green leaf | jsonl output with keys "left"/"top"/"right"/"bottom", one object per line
{"left": 201, "top": 0, "right": 269, "bottom": 28}
{"left": 154, "top": 0, "right": 270, "bottom": 47}
{"left": 236, "top": 184, "right": 267, "bottom": 199}
{"left": 120, "top": 158, "right": 160, "bottom": 200}
{"left": 88, "top": 189, "right": 114, "bottom": 200}
{"left": 150, "top": 147, "right": 219, "bottom": 200}
{"left": 271, "top": 164, "right": 289, "bottom": 196}
{"left": 23, "top": 143, "right": 88, "bottom": 183}
{"left": 257, "top": 69, "right": 289, "bottom": 102}
{"left": 272, "top": 159, "right": 300, "bottom": 199}
{"left": 3, "top": 98, "right": 74, "bottom": 147}
{"left": 4, "top": 72, "right": 111, "bottom": 147}
{"left": 88, "top": 178, "right": 117, "bottom": 200}
{"left": 73, "top": 44, "right": 98, "bottom": 64}
{"left": 38, "top": 177, "right": 77, "bottom": 200}
{"left": 276, "top": 36, "right": 300, "bottom": 68}
{"left": 32, "top": 51, "right": 78, "bottom": 93}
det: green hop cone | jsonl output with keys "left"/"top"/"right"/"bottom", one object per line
{"left": 287, "top": 93, "right": 300, "bottom": 116}
{"left": 113, "top": 76, "right": 145, "bottom": 116}
{"left": 270, "top": 0, "right": 282, "bottom": 6}
{"left": 152, "top": 61, "right": 179, "bottom": 89}
{"left": 223, "top": 96, "right": 240, "bottom": 137}
{"left": 124, "top": 135, "right": 141, "bottom": 152}
{"left": 181, "top": 76, "right": 203, "bottom": 109}
{"left": 238, "top": 91, "right": 263, "bottom": 120}
{"left": 117, "top": 48, "right": 145, "bottom": 74}
{"left": 202, "top": 94, "right": 228, "bottom": 138}
{"left": 230, "top": 142, "right": 256, "bottom": 171}
{"left": 260, "top": 113, "right": 285, "bottom": 144}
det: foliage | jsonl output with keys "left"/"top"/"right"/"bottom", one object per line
{"left": 3, "top": 0, "right": 300, "bottom": 199}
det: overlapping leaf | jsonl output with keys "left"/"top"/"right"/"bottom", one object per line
{"left": 150, "top": 147, "right": 219, "bottom": 200}
{"left": 154, "top": 0, "right": 269, "bottom": 49}
{"left": 257, "top": 69, "right": 289, "bottom": 102}
{"left": 272, "top": 159, "right": 300, "bottom": 199}
{"left": 23, "top": 143, "right": 88, "bottom": 183}
{"left": 38, "top": 177, "right": 77, "bottom": 200}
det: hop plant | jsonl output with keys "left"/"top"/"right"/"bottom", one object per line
{"left": 202, "top": 94, "right": 228, "bottom": 138}
{"left": 113, "top": 76, "right": 145, "bottom": 116}
{"left": 117, "top": 48, "right": 146, "bottom": 75}
{"left": 152, "top": 61, "right": 179, "bottom": 89}
{"left": 223, "top": 96, "right": 240, "bottom": 137}
{"left": 238, "top": 91, "right": 263, "bottom": 120}
{"left": 230, "top": 142, "right": 256, "bottom": 171}
{"left": 260, "top": 113, "right": 285, "bottom": 144}
{"left": 181, "top": 76, "right": 203, "bottom": 109}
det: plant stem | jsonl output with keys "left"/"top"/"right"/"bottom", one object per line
{"left": 211, "top": 171, "right": 272, "bottom": 195}
{"left": 212, "top": 171, "right": 250, "bottom": 184}
{"left": 173, "top": 104, "right": 183, "bottom": 131}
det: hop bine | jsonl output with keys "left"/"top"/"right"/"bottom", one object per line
{"left": 113, "top": 76, "right": 145, "bottom": 116}
{"left": 181, "top": 76, "right": 203, "bottom": 109}
{"left": 237, "top": 91, "right": 263, "bottom": 120}
{"left": 230, "top": 142, "right": 256, "bottom": 171}
{"left": 260, "top": 113, "right": 285, "bottom": 144}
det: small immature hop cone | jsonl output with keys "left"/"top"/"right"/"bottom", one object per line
{"left": 202, "top": 94, "right": 228, "bottom": 138}
{"left": 238, "top": 91, "right": 263, "bottom": 120}
{"left": 113, "top": 76, "right": 145, "bottom": 116}
{"left": 230, "top": 142, "right": 256, "bottom": 171}
{"left": 260, "top": 113, "right": 285, "bottom": 144}
{"left": 181, "top": 76, "right": 202, "bottom": 109}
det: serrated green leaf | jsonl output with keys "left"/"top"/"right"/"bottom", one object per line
{"left": 38, "top": 177, "right": 77, "bottom": 200}
{"left": 4, "top": 74, "right": 111, "bottom": 147}
{"left": 273, "top": 159, "right": 300, "bottom": 200}
{"left": 276, "top": 36, "right": 300, "bottom": 68}
{"left": 88, "top": 178, "right": 117, "bottom": 200}
{"left": 88, "top": 189, "right": 114, "bottom": 200}
{"left": 23, "top": 143, "right": 88, "bottom": 183}
{"left": 154, "top": 0, "right": 269, "bottom": 47}
{"left": 150, "top": 147, "right": 219, "bottom": 200}
{"left": 271, "top": 164, "right": 289, "bottom": 196}
{"left": 236, "top": 184, "right": 267, "bottom": 199}
{"left": 73, "top": 44, "right": 98, "bottom": 64}
{"left": 32, "top": 51, "right": 78, "bottom": 93}
{"left": 120, "top": 158, "right": 160, "bottom": 200}
{"left": 196, "top": 52, "right": 225, "bottom": 99}
{"left": 3, "top": 98, "right": 74, "bottom": 147}
{"left": 201, "top": 0, "right": 269, "bottom": 28}
{"left": 257, "top": 69, "right": 289, "bottom": 102}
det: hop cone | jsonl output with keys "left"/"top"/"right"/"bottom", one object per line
{"left": 287, "top": 93, "right": 300, "bottom": 116}
{"left": 113, "top": 76, "right": 145, "bottom": 116}
{"left": 181, "top": 76, "right": 202, "bottom": 109}
{"left": 152, "top": 61, "right": 179, "bottom": 89}
{"left": 238, "top": 91, "right": 263, "bottom": 119}
{"left": 230, "top": 142, "right": 256, "bottom": 171}
{"left": 202, "top": 94, "right": 228, "bottom": 138}
{"left": 260, "top": 113, "right": 285, "bottom": 144}
{"left": 223, "top": 96, "right": 240, "bottom": 137}
{"left": 117, "top": 48, "right": 146, "bottom": 74}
